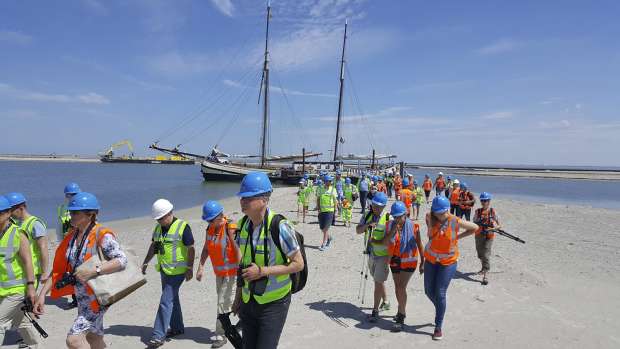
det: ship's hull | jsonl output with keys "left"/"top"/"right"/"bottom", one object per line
{"left": 200, "top": 160, "right": 276, "bottom": 181}
{"left": 100, "top": 157, "right": 194, "bottom": 165}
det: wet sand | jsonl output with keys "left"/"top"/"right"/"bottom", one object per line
{"left": 6, "top": 187, "right": 620, "bottom": 348}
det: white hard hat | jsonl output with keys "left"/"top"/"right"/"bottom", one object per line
{"left": 453, "top": 179, "right": 460, "bottom": 184}
{"left": 152, "top": 199, "right": 173, "bottom": 220}
{"left": 439, "top": 172, "right": 444, "bottom": 176}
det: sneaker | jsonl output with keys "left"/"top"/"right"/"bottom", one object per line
{"left": 166, "top": 329, "right": 184, "bottom": 338}
{"left": 391, "top": 313, "right": 405, "bottom": 332}
{"left": 432, "top": 328, "right": 443, "bottom": 340}
{"left": 326, "top": 236, "right": 333, "bottom": 247}
{"left": 211, "top": 336, "right": 228, "bottom": 348}
{"left": 147, "top": 338, "right": 165, "bottom": 348}
{"left": 368, "top": 309, "right": 379, "bottom": 323}
{"left": 318, "top": 244, "right": 325, "bottom": 251}
{"left": 379, "top": 301, "right": 391, "bottom": 311}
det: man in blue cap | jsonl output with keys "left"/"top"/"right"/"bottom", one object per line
{"left": 232, "top": 171, "right": 304, "bottom": 349}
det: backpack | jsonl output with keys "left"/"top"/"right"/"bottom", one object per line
{"left": 238, "top": 214, "right": 308, "bottom": 294}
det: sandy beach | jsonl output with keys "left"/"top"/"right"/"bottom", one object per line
{"left": 5, "top": 187, "right": 620, "bottom": 348}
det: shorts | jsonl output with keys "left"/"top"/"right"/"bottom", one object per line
{"left": 390, "top": 256, "right": 416, "bottom": 274}
{"left": 368, "top": 256, "right": 390, "bottom": 282}
{"left": 318, "top": 212, "right": 334, "bottom": 230}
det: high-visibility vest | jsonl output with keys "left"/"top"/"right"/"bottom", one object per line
{"left": 423, "top": 179, "right": 433, "bottom": 191}
{"left": 459, "top": 191, "right": 475, "bottom": 210}
{"left": 20, "top": 215, "right": 45, "bottom": 276}
{"left": 57, "top": 204, "right": 71, "bottom": 236}
{"left": 343, "top": 184, "right": 355, "bottom": 201}
{"left": 424, "top": 215, "right": 460, "bottom": 266}
{"left": 387, "top": 220, "right": 420, "bottom": 269}
{"left": 51, "top": 224, "right": 114, "bottom": 313}
{"left": 474, "top": 208, "right": 497, "bottom": 239}
{"left": 153, "top": 219, "right": 189, "bottom": 276}
{"left": 319, "top": 186, "right": 336, "bottom": 213}
{"left": 206, "top": 217, "right": 239, "bottom": 277}
{"left": 0, "top": 223, "right": 27, "bottom": 297}
{"left": 450, "top": 188, "right": 461, "bottom": 205}
{"left": 366, "top": 213, "right": 389, "bottom": 257}
{"left": 237, "top": 211, "right": 291, "bottom": 304}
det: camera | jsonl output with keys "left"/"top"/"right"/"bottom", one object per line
{"left": 154, "top": 241, "right": 165, "bottom": 255}
{"left": 237, "top": 264, "right": 268, "bottom": 295}
{"left": 55, "top": 272, "right": 77, "bottom": 289}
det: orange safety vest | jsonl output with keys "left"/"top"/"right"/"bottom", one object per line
{"left": 474, "top": 208, "right": 497, "bottom": 239}
{"left": 206, "top": 217, "right": 239, "bottom": 277}
{"left": 377, "top": 182, "right": 387, "bottom": 194}
{"left": 449, "top": 188, "right": 461, "bottom": 205}
{"left": 459, "top": 190, "right": 475, "bottom": 210}
{"left": 423, "top": 179, "right": 433, "bottom": 191}
{"left": 51, "top": 224, "right": 114, "bottom": 313}
{"left": 387, "top": 220, "right": 420, "bottom": 269}
{"left": 394, "top": 178, "right": 402, "bottom": 191}
{"left": 401, "top": 189, "right": 413, "bottom": 209}
{"left": 435, "top": 178, "right": 446, "bottom": 190}
{"left": 424, "top": 215, "right": 460, "bottom": 266}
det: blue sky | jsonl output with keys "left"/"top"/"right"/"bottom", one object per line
{"left": 1, "top": 0, "right": 619, "bottom": 166}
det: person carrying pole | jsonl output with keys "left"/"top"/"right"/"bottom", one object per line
{"left": 0, "top": 195, "right": 40, "bottom": 348}
{"left": 424, "top": 196, "right": 478, "bottom": 340}
{"left": 355, "top": 192, "right": 391, "bottom": 323}
{"left": 383, "top": 201, "right": 424, "bottom": 332}
{"left": 196, "top": 200, "right": 241, "bottom": 348}
{"left": 473, "top": 192, "right": 500, "bottom": 286}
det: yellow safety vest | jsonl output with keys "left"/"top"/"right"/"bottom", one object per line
{"left": 0, "top": 223, "right": 27, "bottom": 297}
{"left": 366, "top": 213, "right": 389, "bottom": 257}
{"left": 153, "top": 219, "right": 189, "bottom": 276}
{"left": 57, "top": 204, "right": 71, "bottom": 236}
{"left": 237, "top": 211, "right": 291, "bottom": 304}
{"left": 20, "top": 216, "right": 45, "bottom": 276}
{"left": 319, "top": 186, "right": 336, "bottom": 213}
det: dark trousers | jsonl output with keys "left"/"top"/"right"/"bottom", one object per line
{"left": 240, "top": 294, "right": 291, "bottom": 349}
{"left": 450, "top": 204, "right": 460, "bottom": 216}
{"left": 387, "top": 184, "right": 393, "bottom": 198}
{"left": 359, "top": 191, "right": 368, "bottom": 214}
{"left": 459, "top": 209, "right": 471, "bottom": 221}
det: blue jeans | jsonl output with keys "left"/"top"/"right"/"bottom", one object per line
{"left": 359, "top": 191, "right": 368, "bottom": 215}
{"left": 424, "top": 261, "right": 457, "bottom": 329}
{"left": 152, "top": 272, "right": 185, "bottom": 340}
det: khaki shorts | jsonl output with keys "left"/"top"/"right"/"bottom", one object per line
{"left": 368, "top": 256, "right": 390, "bottom": 283}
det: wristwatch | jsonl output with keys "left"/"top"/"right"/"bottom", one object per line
{"left": 96, "top": 265, "right": 102, "bottom": 276}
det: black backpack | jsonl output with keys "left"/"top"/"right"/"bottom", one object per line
{"left": 238, "top": 214, "right": 308, "bottom": 294}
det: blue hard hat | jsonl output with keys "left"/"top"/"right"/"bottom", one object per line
{"left": 64, "top": 182, "right": 81, "bottom": 195}
{"left": 68, "top": 192, "right": 100, "bottom": 211}
{"left": 5, "top": 192, "right": 26, "bottom": 207}
{"left": 371, "top": 192, "right": 388, "bottom": 206}
{"left": 480, "top": 192, "right": 492, "bottom": 201}
{"left": 335, "top": 170, "right": 341, "bottom": 175}
{"left": 379, "top": 176, "right": 384, "bottom": 181}
{"left": 0, "top": 196, "right": 11, "bottom": 211}
{"left": 324, "top": 175, "right": 334, "bottom": 181}
{"left": 303, "top": 174, "right": 309, "bottom": 179}
{"left": 372, "top": 175, "right": 379, "bottom": 181}
{"left": 431, "top": 196, "right": 450, "bottom": 213}
{"left": 413, "top": 180, "right": 418, "bottom": 185}
{"left": 202, "top": 200, "right": 224, "bottom": 221}
{"left": 460, "top": 182, "right": 468, "bottom": 190}
{"left": 402, "top": 179, "right": 409, "bottom": 187}
{"left": 237, "top": 171, "right": 273, "bottom": 197}
{"left": 447, "top": 176, "right": 451, "bottom": 180}
{"left": 345, "top": 177, "right": 351, "bottom": 184}
{"left": 390, "top": 201, "right": 407, "bottom": 217}
{"left": 425, "top": 173, "right": 429, "bottom": 177}
{"left": 317, "top": 179, "right": 323, "bottom": 185}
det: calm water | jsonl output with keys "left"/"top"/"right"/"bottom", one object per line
{"left": 404, "top": 168, "right": 620, "bottom": 210}
{"left": 1, "top": 161, "right": 618, "bottom": 228}
{"left": 0, "top": 161, "right": 240, "bottom": 226}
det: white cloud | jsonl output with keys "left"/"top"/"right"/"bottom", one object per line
{"left": 0, "top": 82, "right": 111, "bottom": 105}
{"left": 539, "top": 119, "right": 571, "bottom": 129}
{"left": 81, "top": 0, "right": 108, "bottom": 15}
{"left": 222, "top": 79, "right": 336, "bottom": 98}
{"left": 476, "top": 38, "right": 521, "bottom": 55}
{"left": 0, "top": 30, "right": 33, "bottom": 45}
{"left": 482, "top": 111, "right": 515, "bottom": 120}
{"left": 211, "top": 0, "right": 234, "bottom": 17}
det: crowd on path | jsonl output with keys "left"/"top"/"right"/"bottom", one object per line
{"left": 1, "top": 169, "right": 502, "bottom": 348}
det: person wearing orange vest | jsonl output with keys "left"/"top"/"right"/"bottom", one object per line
{"left": 423, "top": 196, "right": 478, "bottom": 341}
{"left": 376, "top": 177, "right": 388, "bottom": 195}
{"left": 422, "top": 175, "right": 433, "bottom": 204}
{"left": 393, "top": 174, "right": 403, "bottom": 201}
{"left": 34, "top": 192, "right": 128, "bottom": 349}
{"left": 382, "top": 201, "right": 424, "bottom": 332}
{"left": 196, "top": 200, "right": 241, "bottom": 348}
{"left": 434, "top": 172, "right": 446, "bottom": 197}
{"left": 406, "top": 174, "right": 414, "bottom": 190}
{"left": 400, "top": 179, "right": 414, "bottom": 218}
{"left": 449, "top": 179, "right": 461, "bottom": 215}
{"left": 473, "top": 192, "right": 500, "bottom": 286}
{"left": 458, "top": 182, "right": 476, "bottom": 221}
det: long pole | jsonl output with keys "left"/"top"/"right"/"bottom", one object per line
{"left": 260, "top": 2, "right": 272, "bottom": 168}
{"left": 333, "top": 20, "right": 348, "bottom": 167}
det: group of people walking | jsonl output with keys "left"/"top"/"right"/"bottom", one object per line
{"left": 1, "top": 168, "right": 502, "bottom": 348}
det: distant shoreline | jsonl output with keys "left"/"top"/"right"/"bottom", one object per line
{"left": 0, "top": 154, "right": 99, "bottom": 163}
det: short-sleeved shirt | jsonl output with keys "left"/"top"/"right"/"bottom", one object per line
{"left": 152, "top": 217, "right": 194, "bottom": 246}
{"left": 245, "top": 212, "right": 300, "bottom": 257}
{"left": 358, "top": 179, "right": 369, "bottom": 192}
{"left": 32, "top": 221, "right": 47, "bottom": 239}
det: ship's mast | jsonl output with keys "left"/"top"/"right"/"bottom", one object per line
{"left": 333, "top": 20, "right": 348, "bottom": 166}
{"left": 260, "top": 2, "right": 272, "bottom": 168}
